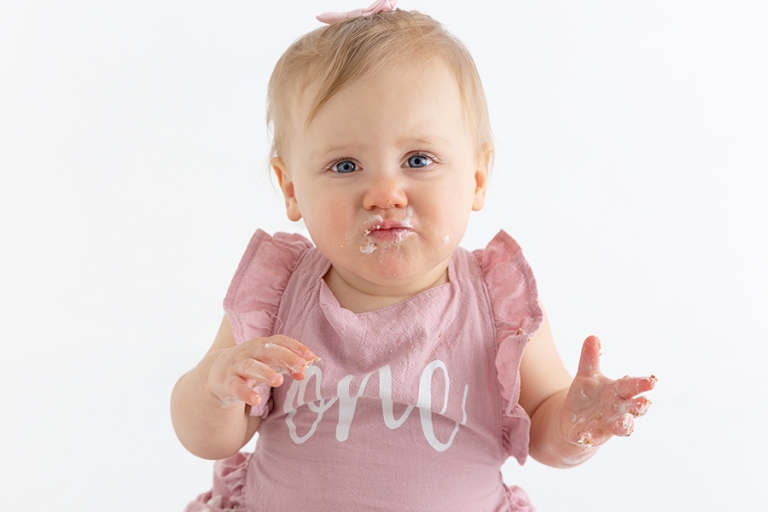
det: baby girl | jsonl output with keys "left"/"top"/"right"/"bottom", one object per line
{"left": 171, "top": 2, "right": 656, "bottom": 510}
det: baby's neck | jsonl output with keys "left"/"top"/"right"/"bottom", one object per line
{"left": 323, "top": 265, "right": 449, "bottom": 314}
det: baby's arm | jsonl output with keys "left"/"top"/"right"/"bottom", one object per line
{"left": 518, "top": 311, "right": 655, "bottom": 467}
{"left": 171, "top": 315, "right": 317, "bottom": 460}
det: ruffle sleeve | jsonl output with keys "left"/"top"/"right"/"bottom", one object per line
{"left": 223, "top": 229, "right": 313, "bottom": 417}
{"left": 474, "top": 230, "right": 543, "bottom": 465}
{"left": 183, "top": 452, "right": 251, "bottom": 512}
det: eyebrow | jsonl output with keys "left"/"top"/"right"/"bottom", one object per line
{"left": 400, "top": 136, "right": 452, "bottom": 148}
{"left": 311, "top": 136, "right": 452, "bottom": 159}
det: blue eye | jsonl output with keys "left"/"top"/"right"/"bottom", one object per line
{"left": 406, "top": 154, "right": 433, "bottom": 168}
{"left": 332, "top": 160, "right": 357, "bottom": 173}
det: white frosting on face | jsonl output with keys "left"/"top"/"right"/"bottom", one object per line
{"left": 362, "top": 214, "right": 384, "bottom": 236}
{"left": 389, "top": 230, "right": 412, "bottom": 243}
{"left": 360, "top": 239, "right": 377, "bottom": 254}
{"left": 357, "top": 208, "right": 417, "bottom": 254}
{"left": 401, "top": 206, "right": 414, "bottom": 227}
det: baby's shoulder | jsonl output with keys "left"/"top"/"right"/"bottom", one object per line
{"left": 223, "top": 230, "right": 315, "bottom": 314}
{"left": 471, "top": 230, "right": 527, "bottom": 275}
{"left": 450, "top": 230, "right": 530, "bottom": 284}
{"left": 230, "top": 229, "right": 314, "bottom": 280}
{"left": 465, "top": 230, "right": 542, "bottom": 335}
{"left": 222, "top": 230, "right": 319, "bottom": 344}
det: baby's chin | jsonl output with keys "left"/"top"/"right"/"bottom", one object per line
{"left": 356, "top": 243, "right": 451, "bottom": 283}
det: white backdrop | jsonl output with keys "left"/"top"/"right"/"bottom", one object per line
{"left": 1, "top": 1, "right": 766, "bottom": 510}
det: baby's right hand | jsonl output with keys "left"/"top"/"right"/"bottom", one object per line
{"left": 207, "top": 335, "right": 318, "bottom": 408}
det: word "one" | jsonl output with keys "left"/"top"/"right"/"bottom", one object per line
{"left": 283, "top": 360, "right": 469, "bottom": 452}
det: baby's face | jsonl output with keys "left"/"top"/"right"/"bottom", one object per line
{"left": 274, "top": 58, "right": 490, "bottom": 297}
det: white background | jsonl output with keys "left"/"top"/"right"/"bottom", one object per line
{"left": 1, "top": 1, "right": 766, "bottom": 510}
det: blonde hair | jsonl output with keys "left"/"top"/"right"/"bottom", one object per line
{"left": 267, "top": 9, "right": 492, "bottom": 158}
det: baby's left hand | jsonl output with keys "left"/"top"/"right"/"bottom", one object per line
{"left": 561, "top": 335, "right": 656, "bottom": 448}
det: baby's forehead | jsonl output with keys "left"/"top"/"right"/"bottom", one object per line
{"left": 295, "top": 56, "right": 462, "bottom": 127}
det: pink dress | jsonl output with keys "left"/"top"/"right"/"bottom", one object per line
{"left": 185, "top": 230, "right": 543, "bottom": 512}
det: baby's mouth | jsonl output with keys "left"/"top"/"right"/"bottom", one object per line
{"left": 363, "top": 219, "right": 414, "bottom": 243}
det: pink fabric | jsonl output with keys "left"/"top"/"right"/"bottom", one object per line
{"left": 186, "top": 230, "right": 542, "bottom": 511}
{"left": 474, "top": 233, "right": 544, "bottom": 464}
{"left": 316, "top": 0, "right": 397, "bottom": 24}
{"left": 223, "top": 230, "right": 313, "bottom": 417}
{"left": 184, "top": 453, "right": 250, "bottom": 512}
{"left": 505, "top": 485, "right": 536, "bottom": 512}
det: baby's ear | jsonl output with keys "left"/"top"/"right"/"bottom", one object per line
{"left": 272, "top": 157, "right": 302, "bottom": 221}
{"left": 472, "top": 142, "right": 493, "bottom": 211}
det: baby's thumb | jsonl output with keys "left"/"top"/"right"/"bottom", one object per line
{"left": 576, "top": 335, "right": 602, "bottom": 376}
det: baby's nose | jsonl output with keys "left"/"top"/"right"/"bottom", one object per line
{"left": 362, "top": 176, "right": 408, "bottom": 210}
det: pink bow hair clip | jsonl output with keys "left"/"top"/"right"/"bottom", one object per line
{"left": 316, "top": 0, "right": 398, "bottom": 24}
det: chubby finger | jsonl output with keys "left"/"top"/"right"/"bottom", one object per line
{"left": 264, "top": 345, "right": 316, "bottom": 375}
{"left": 611, "top": 413, "right": 635, "bottom": 437}
{"left": 222, "top": 374, "right": 264, "bottom": 408}
{"left": 239, "top": 358, "right": 284, "bottom": 387}
{"left": 615, "top": 374, "right": 657, "bottom": 399}
{"left": 249, "top": 336, "right": 319, "bottom": 375}
{"left": 629, "top": 396, "right": 652, "bottom": 417}
{"left": 576, "top": 335, "right": 602, "bottom": 376}
{"left": 260, "top": 335, "right": 317, "bottom": 362}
